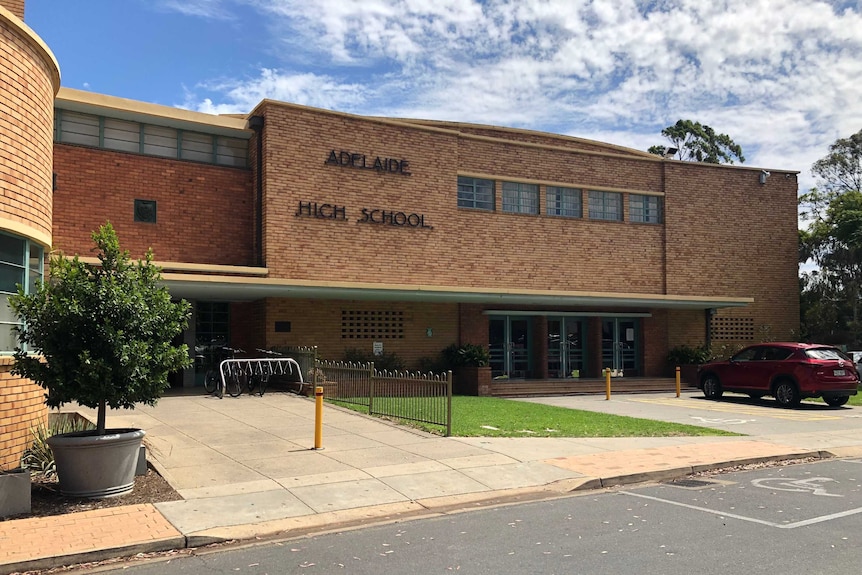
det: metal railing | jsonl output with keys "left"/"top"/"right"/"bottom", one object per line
{"left": 271, "top": 345, "right": 318, "bottom": 380}
{"left": 314, "top": 360, "right": 452, "bottom": 436}
{"left": 219, "top": 357, "right": 304, "bottom": 394}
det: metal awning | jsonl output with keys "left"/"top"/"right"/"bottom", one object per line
{"left": 161, "top": 273, "right": 753, "bottom": 310}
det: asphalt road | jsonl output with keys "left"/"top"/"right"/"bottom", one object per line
{"left": 516, "top": 390, "right": 862, "bottom": 435}
{"left": 96, "top": 458, "right": 862, "bottom": 574}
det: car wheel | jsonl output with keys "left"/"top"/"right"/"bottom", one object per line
{"left": 824, "top": 395, "right": 849, "bottom": 407}
{"left": 774, "top": 380, "right": 800, "bottom": 407}
{"left": 702, "top": 374, "right": 723, "bottom": 400}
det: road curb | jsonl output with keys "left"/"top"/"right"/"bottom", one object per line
{"left": 1, "top": 536, "right": 187, "bottom": 575}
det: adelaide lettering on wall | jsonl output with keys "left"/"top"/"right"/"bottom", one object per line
{"left": 325, "top": 150, "right": 411, "bottom": 175}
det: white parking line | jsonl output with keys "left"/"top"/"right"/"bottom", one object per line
{"left": 620, "top": 491, "right": 862, "bottom": 529}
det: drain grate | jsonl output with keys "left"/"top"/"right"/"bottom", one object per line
{"left": 664, "top": 478, "right": 716, "bottom": 489}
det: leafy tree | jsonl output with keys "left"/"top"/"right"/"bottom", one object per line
{"left": 799, "top": 129, "right": 862, "bottom": 346}
{"left": 10, "top": 222, "right": 193, "bottom": 435}
{"left": 811, "top": 129, "right": 862, "bottom": 195}
{"left": 648, "top": 119, "right": 745, "bottom": 164}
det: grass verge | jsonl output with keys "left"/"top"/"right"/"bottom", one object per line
{"left": 328, "top": 395, "right": 740, "bottom": 438}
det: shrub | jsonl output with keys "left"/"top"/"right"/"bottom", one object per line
{"left": 666, "top": 344, "right": 712, "bottom": 365}
{"left": 23, "top": 415, "right": 96, "bottom": 477}
{"left": 343, "top": 348, "right": 406, "bottom": 372}
{"left": 442, "top": 343, "right": 490, "bottom": 367}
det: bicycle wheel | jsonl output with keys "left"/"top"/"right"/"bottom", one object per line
{"left": 247, "top": 374, "right": 257, "bottom": 394}
{"left": 204, "top": 370, "right": 219, "bottom": 394}
{"left": 226, "top": 373, "right": 243, "bottom": 397}
{"left": 258, "top": 374, "right": 268, "bottom": 397}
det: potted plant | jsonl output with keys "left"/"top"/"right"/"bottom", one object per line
{"left": 10, "top": 222, "right": 192, "bottom": 498}
{"left": 666, "top": 344, "right": 712, "bottom": 385}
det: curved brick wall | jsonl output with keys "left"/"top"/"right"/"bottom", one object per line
{"left": 0, "top": 6, "right": 58, "bottom": 246}
{"left": 0, "top": 359, "right": 46, "bottom": 470}
{"left": 0, "top": 7, "right": 58, "bottom": 470}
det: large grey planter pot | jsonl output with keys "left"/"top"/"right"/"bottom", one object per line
{"left": 0, "top": 469, "right": 31, "bottom": 518}
{"left": 47, "top": 428, "right": 146, "bottom": 498}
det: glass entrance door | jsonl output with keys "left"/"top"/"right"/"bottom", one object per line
{"left": 547, "top": 318, "right": 585, "bottom": 378}
{"left": 601, "top": 318, "right": 639, "bottom": 375}
{"left": 489, "top": 316, "right": 532, "bottom": 378}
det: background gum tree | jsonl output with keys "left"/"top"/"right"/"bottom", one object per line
{"left": 10, "top": 222, "right": 192, "bottom": 435}
{"left": 648, "top": 119, "right": 745, "bottom": 164}
{"left": 799, "top": 129, "right": 862, "bottom": 346}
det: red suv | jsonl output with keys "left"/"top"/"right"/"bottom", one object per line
{"left": 697, "top": 342, "right": 859, "bottom": 407}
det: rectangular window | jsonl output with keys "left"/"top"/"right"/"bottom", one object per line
{"left": 588, "top": 190, "right": 623, "bottom": 221}
{"left": 55, "top": 108, "right": 249, "bottom": 167}
{"left": 143, "top": 125, "right": 179, "bottom": 158}
{"left": 458, "top": 176, "right": 495, "bottom": 210}
{"left": 181, "top": 132, "right": 215, "bottom": 163}
{"left": 0, "top": 233, "right": 43, "bottom": 352}
{"left": 547, "top": 186, "right": 582, "bottom": 217}
{"left": 103, "top": 118, "right": 141, "bottom": 153}
{"left": 58, "top": 111, "right": 99, "bottom": 147}
{"left": 502, "top": 181, "right": 539, "bottom": 214}
{"left": 630, "top": 194, "right": 663, "bottom": 224}
{"left": 216, "top": 137, "right": 248, "bottom": 166}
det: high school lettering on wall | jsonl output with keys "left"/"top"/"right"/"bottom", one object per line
{"left": 295, "top": 202, "right": 432, "bottom": 229}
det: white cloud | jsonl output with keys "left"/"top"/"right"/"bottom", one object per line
{"left": 157, "top": 0, "right": 235, "bottom": 19}
{"left": 178, "top": 0, "right": 862, "bottom": 190}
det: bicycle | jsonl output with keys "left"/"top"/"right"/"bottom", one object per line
{"left": 204, "top": 346, "right": 245, "bottom": 398}
{"left": 247, "top": 348, "right": 284, "bottom": 397}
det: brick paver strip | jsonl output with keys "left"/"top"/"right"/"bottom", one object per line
{"left": 0, "top": 504, "right": 181, "bottom": 565}
{"left": 545, "top": 441, "right": 804, "bottom": 477}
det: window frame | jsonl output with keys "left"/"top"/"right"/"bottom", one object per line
{"left": 457, "top": 176, "right": 496, "bottom": 211}
{"left": 54, "top": 109, "right": 248, "bottom": 168}
{"left": 0, "top": 232, "right": 44, "bottom": 353}
{"left": 588, "top": 190, "right": 623, "bottom": 221}
{"left": 629, "top": 194, "right": 664, "bottom": 224}
{"left": 546, "top": 186, "right": 582, "bottom": 218}
{"left": 502, "top": 181, "right": 539, "bottom": 215}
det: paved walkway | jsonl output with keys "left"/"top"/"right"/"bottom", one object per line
{"left": 3, "top": 390, "right": 862, "bottom": 574}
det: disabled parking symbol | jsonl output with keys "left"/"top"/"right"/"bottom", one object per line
{"left": 751, "top": 477, "right": 842, "bottom": 497}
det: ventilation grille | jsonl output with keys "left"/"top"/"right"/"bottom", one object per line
{"left": 711, "top": 316, "right": 755, "bottom": 341}
{"left": 341, "top": 310, "right": 404, "bottom": 339}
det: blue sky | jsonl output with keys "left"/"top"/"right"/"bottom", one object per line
{"left": 23, "top": 0, "right": 862, "bottom": 196}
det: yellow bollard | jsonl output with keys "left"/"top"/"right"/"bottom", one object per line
{"left": 314, "top": 385, "right": 324, "bottom": 449}
{"left": 605, "top": 368, "right": 611, "bottom": 400}
{"left": 675, "top": 366, "right": 681, "bottom": 398}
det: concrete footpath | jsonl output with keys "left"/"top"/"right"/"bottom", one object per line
{"left": 3, "top": 389, "right": 862, "bottom": 574}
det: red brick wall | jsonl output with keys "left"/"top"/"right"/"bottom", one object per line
{"left": 0, "top": 360, "right": 47, "bottom": 470}
{"left": 53, "top": 145, "right": 255, "bottom": 264}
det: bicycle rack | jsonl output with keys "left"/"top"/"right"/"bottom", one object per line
{"left": 219, "top": 357, "right": 305, "bottom": 395}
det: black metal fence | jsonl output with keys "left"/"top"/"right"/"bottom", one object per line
{"left": 313, "top": 360, "right": 452, "bottom": 436}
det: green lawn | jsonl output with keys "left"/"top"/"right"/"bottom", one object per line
{"left": 328, "top": 395, "right": 740, "bottom": 438}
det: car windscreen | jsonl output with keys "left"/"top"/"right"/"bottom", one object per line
{"left": 805, "top": 348, "right": 845, "bottom": 360}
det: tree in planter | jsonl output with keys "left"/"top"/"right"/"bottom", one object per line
{"left": 10, "top": 223, "right": 193, "bottom": 435}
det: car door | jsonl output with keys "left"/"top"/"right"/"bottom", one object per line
{"left": 722, "top": 346, "right": 760, "bottom": 389}
{"left": 745, "top": 346, "right": 784, "bottom": 392}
